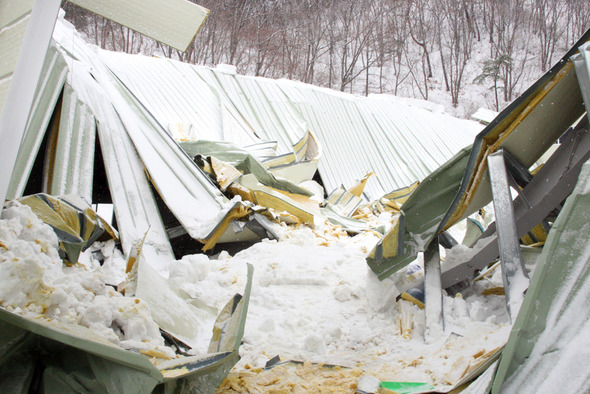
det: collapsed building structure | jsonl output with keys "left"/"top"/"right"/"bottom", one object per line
{"left": 2, "top": 0, "right": 590, "bottom": 392}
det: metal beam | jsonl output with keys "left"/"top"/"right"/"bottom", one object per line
{"left": 487, "top": 150, "right": 529, "bottom": 321}
{"left": 406, "top": 124, "right": 590, "bottom": 298}
{"left": 440, "top": 124, "right": 590, "bottom": 291}
{"left": 424, "top": 236, "right": 444, "bottom": 342}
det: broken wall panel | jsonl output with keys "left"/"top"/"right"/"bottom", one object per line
{"left": 45, "top": 83, "right": 96, "bottom": 202}
{"left": 7, "top": 44, "right": 68, "bottom": 200}
{"left": 0, "top": 0, "right": 61, "bottom": 204}
{"left": 493, "top": 39, "right": 590, "bottom": 394}
{"left": 444, "top": 63, "right": 585, "bottom": 228}
{"left": 58, "top": 51, "right": 175, "bottom": 262}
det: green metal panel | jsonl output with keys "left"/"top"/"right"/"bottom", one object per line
{"left": 367, "top": 28, "right": 590, "bottom": 280}
{"left": 0, "top": 14, "right": 28, "bottom": 79}
{"left": 492, "top": 39, "right": 590, "bottom": 394}
{"left": 0, "top": 263, "right": 254, "bottom": 391}
{"left": 179, "top": 139, "right": 313, "bottom": 196}
{"left": 0, "top": 0, "right": 33, "bottom": 28}
{"left": 367, "top": 146, "right": 472, "bottom": 279}
{"left": 0, "top": 78, "right": 9, "bottom": 112}
{"left": 491, "top": 159, "right": 590, "bottom": 393}
{"left": 67, "top": 0, "right": 209, "bottom": 52}
{"left": 0, "top": 307, "right": 163, "bottom": 381}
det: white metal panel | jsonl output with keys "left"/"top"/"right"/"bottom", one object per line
{"left": 7, "top": 44, "right": 68, "bottom": 199}
{"left": 0, "top": 0, "right": 61, "bottom": 205}
{"left": 67, "top": 0, "right": 209, "bottom": 52}
{"left": 101, "top": 51, "right": 223, "bottom": 141}
{"left": 54, "top": 21, "right": 234, "bottom": 243}
{"left": 275, "top": 80, "right": 481, "bottom": 198}
{"left": 54, "top": 17, "right": 481, "bottom": 203}
{"left": 65, "top": 58, "right": 175, "bottom": 262}
{"left": 48, "top": 83, "right": 96, "bottom": 202}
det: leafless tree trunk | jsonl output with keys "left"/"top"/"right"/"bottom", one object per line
{"left": 532, "top": 0, "right": 566, "bottom": 71}
{"left": 62, "top": 0, "right": 590, "bottom": 111}
{"left": 434, "top": 0, "right": 473, "bottom": 106}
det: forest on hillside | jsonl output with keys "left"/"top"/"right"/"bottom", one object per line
{"left": 62, "top": 0, "right": 590, "bottom": 116}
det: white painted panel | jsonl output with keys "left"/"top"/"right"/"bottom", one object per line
{"left": 67, "top": 0, "right": 209, "bottom": 51}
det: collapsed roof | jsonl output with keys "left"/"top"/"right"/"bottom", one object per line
{"left": 4, "top": 17, "right": 481, "bottom": 263}
{"left": 4, "top": 1, "right": 590, "bottom": 392}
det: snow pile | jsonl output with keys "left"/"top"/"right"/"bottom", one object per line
{"left": 0, "top": 200, "right": 512, "bottom": 388}
{"left": 0, "top": 201, "right": 174, "bottom": 358}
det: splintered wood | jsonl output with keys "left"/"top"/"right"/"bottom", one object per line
{"left": 217, "top": 361, "right": 363, "bottom": 393}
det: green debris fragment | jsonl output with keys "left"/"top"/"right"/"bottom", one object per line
{"left": 379, "top": 381, "right": 435, "bottom": 394}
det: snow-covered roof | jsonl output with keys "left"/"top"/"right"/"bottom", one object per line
{"left": 98, "top": 48, "right": 482, "bottom": 200}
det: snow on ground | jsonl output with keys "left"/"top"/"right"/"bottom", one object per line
{"left": 207, "top": 225, "right": 511, "bottom": 391}
{"left": 0, "top": 201, "right": 512, "bottom": 391}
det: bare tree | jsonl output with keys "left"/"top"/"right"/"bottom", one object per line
{"left": 434, "top": 0, "right": 473, "bottom": 106}
{"left": 532, "top": 0, "right": 566, "bottom": 71}
{"left": 489, "top": 0, "right": 529, "bottom": 102}
{"left": 564, "top": 0, "right": 590, "bottom": 46}
{"left": 336, "top": 0, "right": 376, "bottom": 92}
{"left": 62, "top": 0, "right": 590, "bottom": 114}
{"left": 407, "top": 0, "right": 435, "bottom": 79}
{"left": 384, "top": 0, "right": 411, "bottom": 96}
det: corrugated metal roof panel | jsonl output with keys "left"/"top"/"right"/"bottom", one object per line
{"left": 65, "top": 60, "right": 175, "bottom": 261}
{"left": 54, "top": 22, "right": 239, "bottom": 245}
{"left": 67, "top": 24, "right": 482, "bottom": 201}
{"left": 274, "top": 80, "right": 482, "bottom": 198}
{"left": 101, "top": 51, "right": 223, "bottom": 141}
